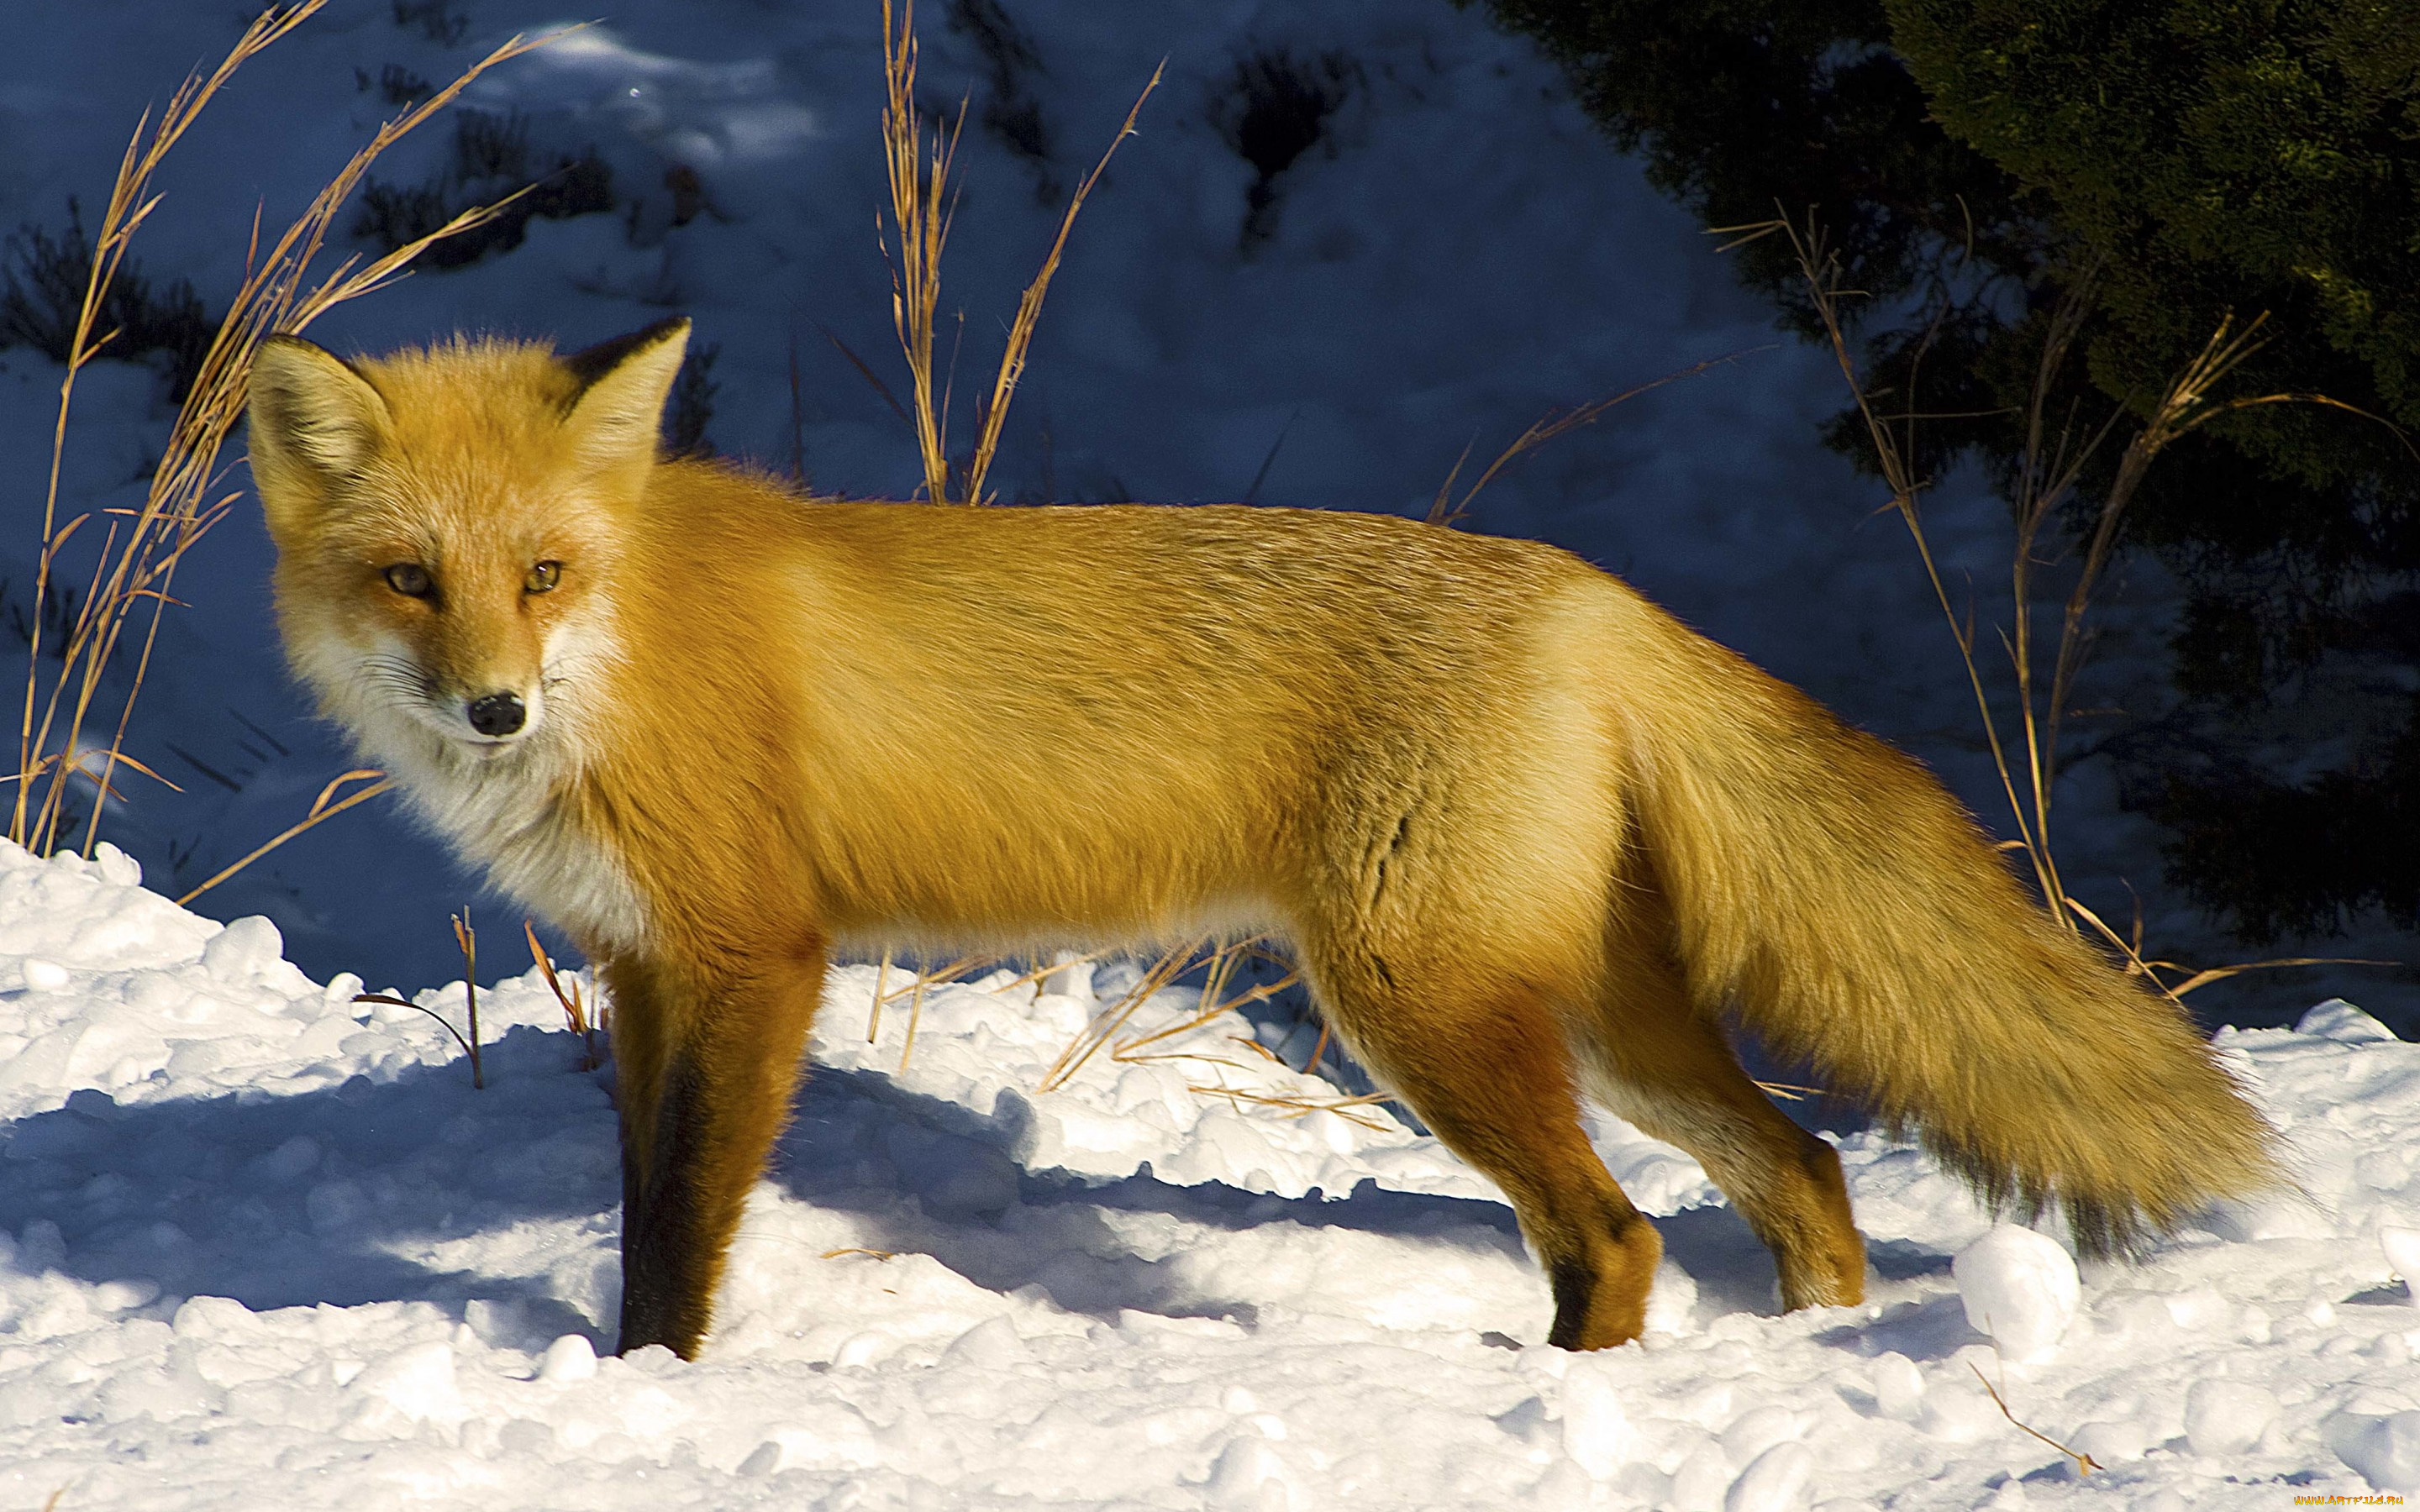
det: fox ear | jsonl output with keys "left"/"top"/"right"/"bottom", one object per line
{"left": 248, "top": 335, "right": 392, "bottom": 492}
{"left": 560, "top": 317, "right": 690, "bottom": 475}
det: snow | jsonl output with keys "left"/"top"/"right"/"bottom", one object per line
{"left": 2327, "top": 1411, "right": 2420, "bottom": 1494}
{"left": 2183, "top": 1380, "right": 2279, "bottom": 1458}
{"left": 2383, "top": 1228, "right": 2420, "bottom": 1307}
{"left": 0, "top": 841, "right": 2412, "bottom": 1507}
{"left": 1952, "top": 1226, "right": 2081, "bottom": 1365}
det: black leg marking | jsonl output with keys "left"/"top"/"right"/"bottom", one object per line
{"left": 1545, "top": 1255, "right": 1597, "bottom": 1350}
{"left": 618, "top": 1057, "right": 708, "bottom": 1355}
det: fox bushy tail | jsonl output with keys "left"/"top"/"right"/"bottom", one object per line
{"left": 1623, "top": 622, "right": 2280, "bottom": 1257}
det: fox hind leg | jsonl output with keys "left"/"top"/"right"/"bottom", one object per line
{"left": 1302, "top": 942, "right": 1661, "bottom": 1350}
{"left": 1585, "top": 895, "right": 1865, "bottom": 1310}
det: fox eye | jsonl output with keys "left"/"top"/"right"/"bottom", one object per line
{"left": 524, "top": 560, "right": 562, "bottom": 594}
{"left": 382, "top": 563, "right": 434, "bottom": 598}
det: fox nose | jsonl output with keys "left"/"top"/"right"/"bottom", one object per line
{"left": 466, "top": 691, "right": 526, "bottom": 738}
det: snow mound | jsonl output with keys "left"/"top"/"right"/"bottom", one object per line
{"left": 810, "top": 960, "right": 1714, "bottom": 1214}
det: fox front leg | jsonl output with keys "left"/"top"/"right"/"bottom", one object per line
{"left": 605, "top": 946, "right": 825, "bottom": 1358}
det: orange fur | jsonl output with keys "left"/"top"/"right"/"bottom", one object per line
{"left": 248, "top": 321, "right": 2281, "bottom": 1360}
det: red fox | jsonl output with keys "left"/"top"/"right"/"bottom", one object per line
{"left": 246, "top": 318, "right": 2278, "bottom": 1360}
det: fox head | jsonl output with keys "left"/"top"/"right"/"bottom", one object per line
{"left": 247, "top": 319, "right": 688, "bottom": 769}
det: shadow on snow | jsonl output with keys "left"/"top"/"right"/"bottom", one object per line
{"left": 0, "top": 1024, "right": 1837, "bottom": 1351}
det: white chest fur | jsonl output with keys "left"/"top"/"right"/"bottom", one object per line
{"left": 391, "top": 740, "right": 650, "bottom": 954}
{"left": 291, "top": 617, "right": 650, "bottom": 954}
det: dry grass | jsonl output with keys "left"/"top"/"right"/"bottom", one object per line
{"left": 1971, "top": 1362, "right": 2101, "bottom": 1478}
{"left": 877, "top": 0, "right": 1159, "bottom": 504}
{"left": 1047, "top": 938, "right": 1386, "bottom": 1128}
{"left": 1038, "top": 934, "right": 1313, "bottom": 1100}
{"left": 354, "top": 906, "right": 488, "bottom": 1088}
{"left": 450, "top": 910, "right": 484, "bottom": 1089}
{"left": 1186, "top": 1080, "right": 1392, "bottom": 1132}
{"left": 848, "top": 937, "right": 1349, "bottom": 1119}
{"left": 866, "top": 948, "right": 894, "bottom": 1042}
{"left": 9, "top": 0, "right": 559, "bottom": 871}
{"left": 1037, "top": 937, "right": 1208, "bottom": 1091}
{"left": 865, "top": 948, "right": 1002, "bottom": 1068}
{"left": 1107, "top": 937, "right": 1300, "bottom": 1063}
{"left": 1720, "top": 208, "right": 2389, "bottom": 998}
{"left": 174, "top": 769, "right": 391, "bottom": 906}
{"left": 526, "top": 917, "right": 605, "bottom": 1071}
{"left": 878, "top": 0, "right": 960, "bottom": 508}
{"left": 1425, "top": 347, "right": 1773, "bottom": 528}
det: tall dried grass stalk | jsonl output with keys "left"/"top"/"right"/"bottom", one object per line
{"left": 860, "top": 948, "right": 1002, "bottom": 1072}
{"left": 1039, "top": 936, "right": 1209, "bottom": 1091}
{"left": 526, "top": 917, "right": 604, "bottom": 1070}
{"left": 1038, "top": 936, "right": 1303, "bottom": 1093}
{"left": 1720, "top": 208, "right": 2396, "bottom": 995}
{"left": 174, "top": 769, "right": 392, "bottom": 905}
{"left": 898, "top": 969, "right": 931, "bottom": 1073}
{"left": 1972, "top": 1362, "right": 2101, "bottom": 1478}
{"left": 877, "top": 0, "right": 1158, "bottom": 504}
{"left": 878, "top": 0, "right": 960, "bottom": 507}
{"left": 867, "top": 946, "right": 893, "bottom": 1040}
{"left": 351, "top": 907, "right": 489, "bottom": 1090}
{"left": 450, "top": 909, "right": 483, "bottom": 1089}
{"left": 1425, "top": 347, "right": 1773, "bottom": 528}
{"left": 960, "top": 65, "right": 1161, "bottom": 507}
{"left": 13, "top": 1, "right": 557, "bottom": 865}
{"left": 1718, "top": 211, "right": 2068, "bottom": 918}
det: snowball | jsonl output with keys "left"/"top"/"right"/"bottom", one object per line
{"left": 1670, "top": 1439, "right": 1732, "bottom": 1512}
{"left": 250, "top": 1135, "right": 320, "bottom": 1183}
{"left": 1205, "top": 1435, "right": 1294, "bottom": 1509}
{"left": 1870, "top": 1352, "right": 1925, "bottom": 1422}
{"left": 2382, "top": 1228, "right": 2420, "bottom": 1309}
{"left": 2184, "top": 1379, "right": 2277, "bottom": 1456}
{"left": 171, "top": 1294, "right": 251, "bottom": 1339}
{"left": 944, "top": 1315, "right": 1028, "bottom": 1368}
{"left": 1525, "top": 1459, "right": 1596, "bottom": 1511}
{"left": 19, "top": 958, "right": 67, "bottom": 993}
{"left": 1918, "top": 1384, "right": 2004, "bottom": 1443}
{"left": 1719, "top": 1404, "right": 1805, "bottom": 1465}
{"left": 1560, "top": 1359, "right": 1636, "bottom": 1478}
{"left": 1953, "top": 1225, "right": 2080, "bottom": 1362}
{"left": 91, "top": 843, "right": 139, "bottom": 887}
{"left": 2070, "top": 1420, "right": 2148, "bottom": 1465}
{"left": 1041, "top": 951, "right": 1094, "bottom": 1000}
{"left": 347, "top": 1341, "right": 466, "bottom": 1429}
{"left": 201, "top": 916, "right": 282, "bottom": 982}
{"left": 92, "top": 1278, "right": 158, "bottom": 1313}
{"left": 1644, "top": 1259, "right": 1699, "bottom": 1336}
{"left": 1723, "top": 1441, "right": 1813, "bottom": 1512}
{"left": 2328, "top": 1410, "right": 2420, "bottom": 1493}
{"left": 539, "top": 1333, "right": 598, "bottom": 1383}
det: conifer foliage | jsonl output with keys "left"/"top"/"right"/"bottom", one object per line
{"left": 1476, "top": 0, "right": 2420, "bottom": 942}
